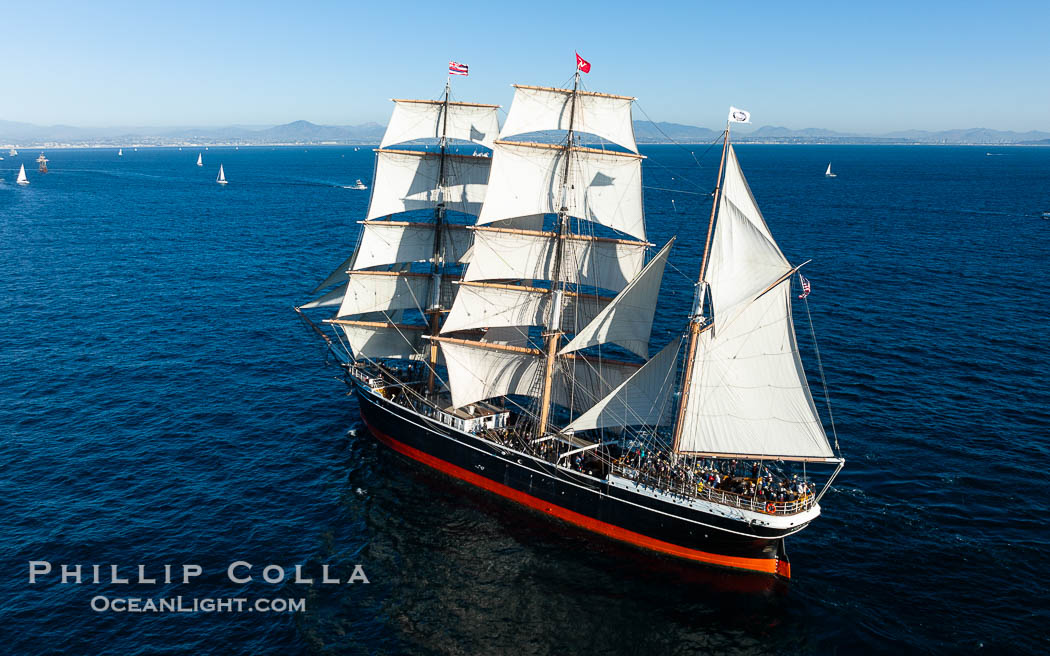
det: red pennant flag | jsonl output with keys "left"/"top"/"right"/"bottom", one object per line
{"left": 575, "top": 52, "right": 591, "bottom": 73}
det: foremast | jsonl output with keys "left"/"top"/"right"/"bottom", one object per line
{"left": 300, "top": 81, "right": 501, "bottom": 382}
{"left": 426, "top": 81, "right": 453, "bottom": 394}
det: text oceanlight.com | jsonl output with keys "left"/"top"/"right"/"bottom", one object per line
{"left": 90, "top": 596, "right": 306, "bottom": 613}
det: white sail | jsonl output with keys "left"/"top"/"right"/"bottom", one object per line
{"left": 301, "top": 282, "right": 348, "bottom": 309}
{"left": 16, "top": 164, "right": 28, "bottom": 185}
{"left": 441, "top": 282, "right": 608, "bottom": 334}
{"left": 463, "top": 227, "right": 648, "bottom": 292}
{"left": 439, "top": 340, "right": 544, "bottom": 409}
{"left": 354, "top": 222, "right": 472, "bottom": 270}
{"left": 706, "top": 146, "right": 791, "bottom": 332}
{"left": 477, "top": 141, "right": 645, "bottom": 240}
{"left": 676, "top": 281, "right": 833, "bottom": 459}
{"left": 560, "top": 239, "right": 672, "bottom": 359}
{"left": 479, "top": 326, "right": 532, "bottom": 347}
{"left": 311, "top": 253, "right": 357, "bottom": 294}
{"left": 197, "top": 153, "right": 203, "bottom": 166}
{"left": 380, "top": 99, "right": 500, "bottom": 149}
{"left": 825, "top": 163, "right": 832, "bottom": 176}
{"left": 499, "top": 85, "right": 638, "bottom": 153}
{"left": 565, "top": 339, "right": 681, "bottom": 432}
{"left": 217, "top": 164, "right": 227, "bottom": 184}
{"left": 556, "top": 356, "right": 639, "bottom": 415}
{"left": 118, "top": 149, "right": 123, "bottom": 156}
{"left": 339, "top": 321, "right": 424, "bottom": 360}
{"left": 365, "top": 149, "right": 491, "bottom": 220}
{"left": 337, "top": 272, "right": 431, "bottom": 317}
{"left": 437, "top": 339, "right": 638, "bottom": 410}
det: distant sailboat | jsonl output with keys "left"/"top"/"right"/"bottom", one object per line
{"left": 217, "top": 164, "right": 227, "bottom": 185}
{"left": 197, "top": 153, "right": 203, "bottom": 167}
{"left": 16, "top": 164, "right": 29, "bottom": 185}
{"left": 118, "top": 148, "right": 123, "bottom": 156}
{"left": 36, "top": 153, "right": 48, "bottom": 173}
{"left": 9, "top": 148, "right": 18, "bottom": 156}
{"left": 825, "top": 163, "right": 837, "bottom": 178}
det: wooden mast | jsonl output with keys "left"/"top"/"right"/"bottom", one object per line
{"left": 670, "top": 122, "right": 731, "bottom": 452}
{"left": 426, "top": 80, "right": 452, "bottom": 395}
{"left": 535, "top": 70, "right": 581, "bottom": 437}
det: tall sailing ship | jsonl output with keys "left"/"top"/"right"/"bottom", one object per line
{"left": 298, "top": 69, "right": 844, "bottom": 578}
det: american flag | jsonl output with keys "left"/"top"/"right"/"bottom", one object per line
{"left": 798, "top": 274, "right": 812, "bottom": 299}
{"left": 449, "top": 61, "right": 468, "bottom": 76}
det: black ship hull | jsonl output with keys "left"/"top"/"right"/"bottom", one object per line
{"left": 354, "top": 381, "right": 813, "bottom": 578}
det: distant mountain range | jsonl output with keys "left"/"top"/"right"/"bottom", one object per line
{"left": 634, "top": 122, "right": 1050, "bottom": 145}
{"left": 2, "top": 118, "right": 1048, "bottom": 146}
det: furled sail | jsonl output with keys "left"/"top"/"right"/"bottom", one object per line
{"left": 565, "top": 339, "right": 681, "bottom": 432}
{"left": 499, "top": 85, "right": 638, "bottom": 153}
{"left": 441, "top": 282, "right": 608, "bottom": 334}
{"left": 354, "top": 221, "right": 472, "bottom": 270}
{"left": 462, "top": 227, "right": 648, "bottom": 292}
{"left": 366, "top": 150, "right": 492, "bottom": 220}
{"left": 676, "top": 282, "right": 833, "bottom": 458}
{"left": 560, "top": 239, "right": 672, "bottom": 358}
{"left": 380, "top": 99, "right": 500, "bottom": 149}
{"left": 476, "top": 141, "right": 645, "bottom": 240}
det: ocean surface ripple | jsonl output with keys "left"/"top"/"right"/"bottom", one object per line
{"left": 1, "top": 145, "right": 1047, "bottom": 654}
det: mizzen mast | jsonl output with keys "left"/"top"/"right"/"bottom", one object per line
{"left": 670, "top": 107, "right": 839, "bottom": 463}
{"left": 671, "top": 121, "right": 730, "bottom": 452}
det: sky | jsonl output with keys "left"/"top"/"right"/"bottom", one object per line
{"left": 3, "top": 0, "right": 1049, "bottom": 133}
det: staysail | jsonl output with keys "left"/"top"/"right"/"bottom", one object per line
{"left": 674, "top": 144, "right": 834, "bottom": 460}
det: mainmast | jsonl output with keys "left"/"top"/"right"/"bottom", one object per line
{"left": 671, "top": 122, "right": 730, "bottom": 452}
{"left": 426, "top": 81, "right": 453, "bottom": 394}
{"left": 535, "top": 70, "right": 581, "bottom": 437}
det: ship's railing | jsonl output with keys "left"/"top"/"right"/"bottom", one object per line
{"left": 611, "top": 465, "right": 814, "bottom": 516}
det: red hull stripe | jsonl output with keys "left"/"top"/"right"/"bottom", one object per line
{"left": 363, "top": 416, "right": 785, "bottom": 577}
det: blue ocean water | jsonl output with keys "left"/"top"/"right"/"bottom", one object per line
{"left": 1, "top": 144, "right": 1048, "bottom": 654}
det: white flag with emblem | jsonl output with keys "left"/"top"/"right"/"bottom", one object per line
{"left": 728, "top": 106, "right": 751, "bottom": 123}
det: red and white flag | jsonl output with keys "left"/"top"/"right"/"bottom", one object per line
{"left": 575, "top": 52, "right": 591, "bottom": 73}
{"left": 449, "top": 61, "right": 469, "bottom": 76}
{"left": 798, "top": 274, "right": 812, "bottom": 299}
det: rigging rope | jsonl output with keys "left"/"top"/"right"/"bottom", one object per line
{"left": 800, "top": 279, "right": 840, "bottom": 452}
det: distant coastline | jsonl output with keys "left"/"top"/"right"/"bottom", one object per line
{"left": 2, "top": 119, "right": 1049, "bottom": 148}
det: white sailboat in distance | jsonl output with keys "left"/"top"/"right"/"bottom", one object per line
{"left": 197, "top": 153, "right": 203, "bottom": 167}
{"left": 216, "top": 164, "right": 227, "bottom": 185}
{"left": 825, "top": 163, "right": 837, "bottom": 178}
{"left": 118, "top": 148, "right": 123, "bottom": 156}
{"left": 16, "top": 164, "right": 29, "bottom": 185}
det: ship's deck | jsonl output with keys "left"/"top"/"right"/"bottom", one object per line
{"left": 347, "top": 360, "right": 817, "bottom": 518}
